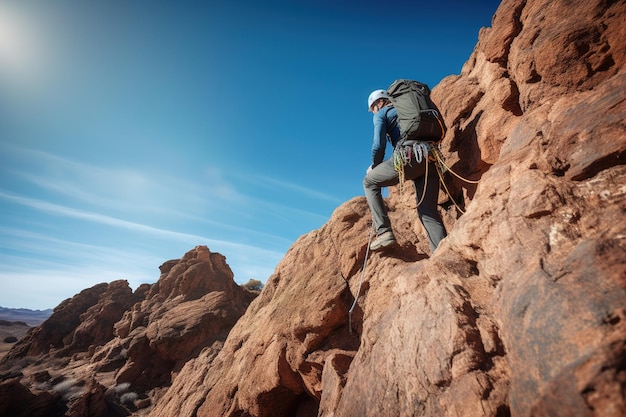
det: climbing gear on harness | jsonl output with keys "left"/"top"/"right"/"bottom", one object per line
{"left": 393, "top": 141, "right": 432, "bottom": 171}
{"left": 370, "top": 230, "right": 397, "bottom": 251}
{"left": 349, "top": 223, "right": 375, "bottom": 333}
{"left": 392, "top": 140, "right": 436, "bottom": 200}
{"left": 391, "top": 139, "right": 481, "bottom": 213}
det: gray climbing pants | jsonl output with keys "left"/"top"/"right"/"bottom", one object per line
{"left": 363, "top": 155, "right": 447, "bottom": 253}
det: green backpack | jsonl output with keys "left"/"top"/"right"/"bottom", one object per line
{"left": 387, "top": 79, "right": 447, "bottom": 143}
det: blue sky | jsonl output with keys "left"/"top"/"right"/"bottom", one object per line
{"left": 0, "top": 0, "right": 500, "bottom": 310}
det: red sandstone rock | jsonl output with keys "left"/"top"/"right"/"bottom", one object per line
{"left": 0, "top": 375, "right": 61, "bottom": 417}
{"left": 96, "top": 247, "right": 255, "bottom": 390}
{"left": 0, "top": 246, "right": 256, "bottom": 416}
{"left": 149, "top": 0, "right": 626, "bottom": 416}
{"left": 1, "top": 0, "right": 625, "bottom": 416}
{"left": 2, "top": 280, "right": 139, "bottom": 360}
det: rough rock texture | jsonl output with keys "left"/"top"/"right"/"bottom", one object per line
{"left": 0, "top": 246, "right": 256, "bottom": 416}
{"left": 3, "top": 280, "right": 141, "bottom": 361}
{"left": 1, "top": 0, "right": 625, "bottom": 416}
{"left": 94, "top": 246, "right": 256, "bottom": 392}
{"left": 0, "top": 375, "right": 63, "bottom": 417}
{"left": 147, "top": 0, "right": 626, "bottom": 416}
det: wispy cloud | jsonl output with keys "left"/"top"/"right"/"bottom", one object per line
{"left": 252, "top": 197, "right": 331, "bottom": 226}
{"left": 3, "top": 142, "right": 337, "bottom": 229}
{"left": 0, "top": 190, "right": 284, "bottom": 258}
{"left": 0, "top": 201, "right": 285, "bottom": 309}
{"left": 0, "top": 227, "right": 159, "bottom": 265}
{"left": 245, "top": 174, "right": 344, "bottom": 204}
{"left": 0, "top": 145, "right": 329, "bottom": 309}
{"left": 0, "top": 229, "right": 164, "bottom": 309}
{"left": 3, "top": 146, "right": 331, "bottom": 231}
{"left": 5, "top": 147, "right": 216, "bottom": 217}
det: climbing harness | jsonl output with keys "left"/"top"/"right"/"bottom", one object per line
{"left": 392, "top": 139, "right": 482, "bottom": 214}
{"left": 392, "top": 141, "right": 435, "bottom": 205}
{"left": 393, "top": 141, "right": 432, "bottom": 173}
{"left": 348, "top": 222, "right": 375, "bottom": 333}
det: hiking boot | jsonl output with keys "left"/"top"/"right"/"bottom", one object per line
{"left": 370, "top": 231, "right": 397, "bottom": 251}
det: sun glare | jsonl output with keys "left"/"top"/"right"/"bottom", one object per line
{"left": 0, "top": 4, "right": 44, "bottom": 85}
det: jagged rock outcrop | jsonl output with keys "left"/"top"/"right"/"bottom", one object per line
{"left": 147, "top": 0, "right": 626, "bottom": 416}
{"left": 92, "top": 246, "right": 256, "bottom": 391}
{"left": 0, "top": 246, "right": 256, "bottom": 416}
{"left": 0, "top": 375, "right": 63, "bottom": 417}
{"left": 4, "top": 280, "right": 141, "bottom": 360}
{"left": 1, "top": 0, "right": 624, "bottom": 416}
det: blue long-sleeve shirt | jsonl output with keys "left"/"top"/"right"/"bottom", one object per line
{"left": 371, "top": 106, "right": 401, "bottom": 167}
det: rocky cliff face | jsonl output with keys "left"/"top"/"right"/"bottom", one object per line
{"left": 1, "top": 0, "right": 625, "bottom": 416}
{"left": 150, "top": 0, "right": 626, "bottom": 416}
{"left": 0, "top": 246, "right": 256, "bottom": 417}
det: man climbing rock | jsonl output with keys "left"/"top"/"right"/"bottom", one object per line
{"left": 363, "top": 88, "right": 447, "bottom": 253}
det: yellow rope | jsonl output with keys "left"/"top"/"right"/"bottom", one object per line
{"left": 391, "top": 115, "right": 479, "bottom": 215}
{"left": 431, "top": 147, "right": 480, "bottom": 184}
{"left": 393, "top": 139, "right": 480, "bottom": 213}
{"left": 430, "top": 146, "right": 483, "bottom": 214}
{"left": 434, "top": 158, "right": 466, "bottom": 214}
{"left": 436, "top": 116, "right": 446, "bottom": 143}
{"left": 393, "top": 143, "right": 431, "bottom": 208}
{"left": 393, "top": 147, "right": 407, "bottom": 192}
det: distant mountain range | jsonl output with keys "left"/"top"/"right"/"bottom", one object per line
{"left": 0, "top": 306, "right": 53, "bottom": 326}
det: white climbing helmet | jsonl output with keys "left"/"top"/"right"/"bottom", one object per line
{"left": 367, "top": 89, "right": 388, "bottom": 110}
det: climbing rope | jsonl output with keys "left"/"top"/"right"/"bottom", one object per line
{"left": 435, "top": 160, "right": 465, "bottom": 213}
{"left": 394, "top": 142, "right": 428, "bottom": 192}
{"left": 392, "top": 145, "right": 408, "bottom": 189}
{"left": 348, "top": 143, "right": 481, "bottom": 331}
{"left": 430, "top": 145, "right": 480, "bottom": 214}
{"left": 393, "top": 141, "right": 433, "bottom": 207}
{"left": 349, "top": 222, "right": 375, "bottom": 333}
{"left": 430, "top": 146, "right": 480, "bottom": 185}
{"left": 394, "top": 141, "right": 481, "bottom": 214}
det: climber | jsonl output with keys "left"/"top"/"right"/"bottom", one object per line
{"left": 363, "top": 89, "right": 447, "bottom": 253}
